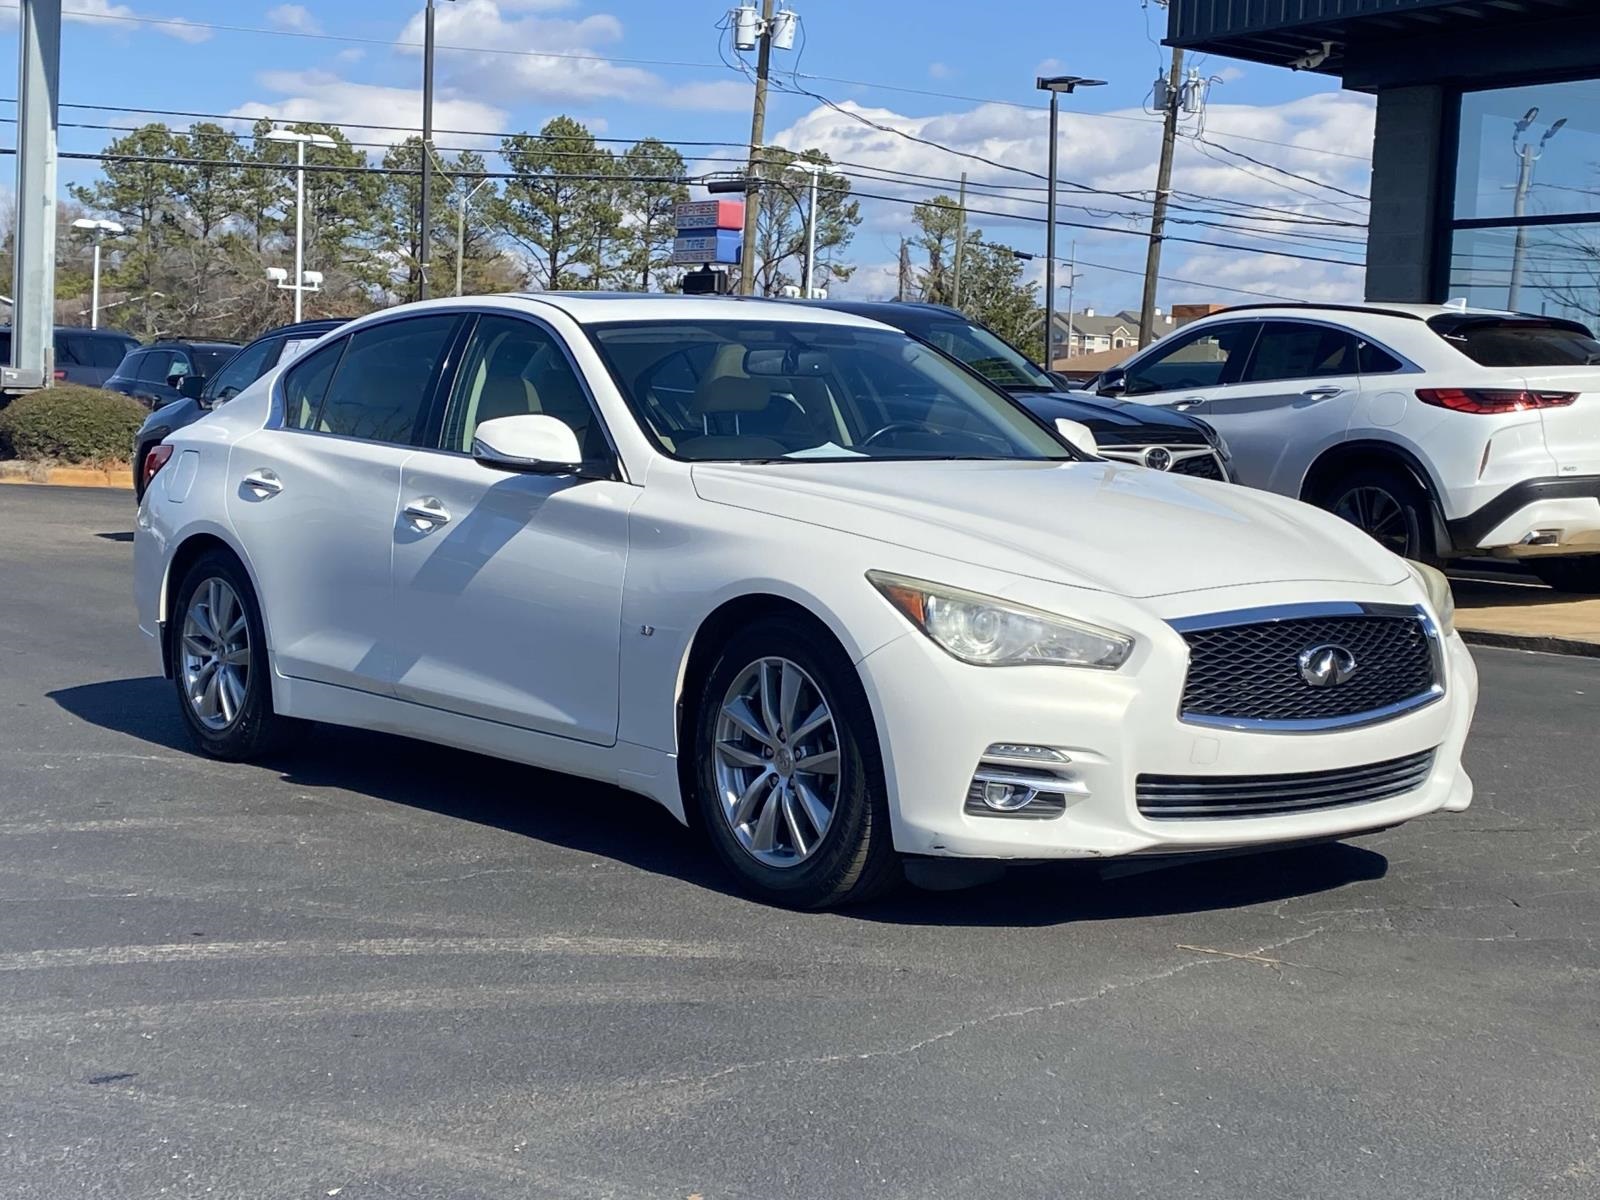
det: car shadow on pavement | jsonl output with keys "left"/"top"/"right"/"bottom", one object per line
{"left": 52, "top": 676, "right": 1390, "bottom": 925}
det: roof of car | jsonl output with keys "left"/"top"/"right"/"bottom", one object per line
{"left": 358, "top": 291, "right": 898, "bottom": 330}
{"left": 1214, "top": 301, "right": 1526, "bottom": 323}
{"left": 149, "top": 338, "right": 243, "bottom": 349}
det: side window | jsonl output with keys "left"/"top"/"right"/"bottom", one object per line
{"left": 283, "top": 339, "right": 345, "bottom": 431}
{"left": 1243, "top": 322, "right": 1360, "bottom": 383}
{"left": 167, "top": 353, "right": 193, "bottom": 380}
{"left": 317, "top": 315, "right": 459, "bottom": 445}
{"left": 1357, "top": 342, "right": 1402, "bottom": 374}
{"left": 1123, "top": 323, "right": 1256, "bottom": 396}
{"left": 440, "top": 315, "right": 605, "bottom": 458}
{"left": 206, "top": 338, "right": 278, "bottom": 403}
{"left": 55, "top": 333, "right": 81, "bottom": 365}
{"left": 116, "top": 351, "right": 143, "bottom": 379}
{"left": 136, "top": 351, "right": 173, "bottom": 384}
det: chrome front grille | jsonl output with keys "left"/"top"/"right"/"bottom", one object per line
{"left": 1098, "top": 444, "right": 1226, "bottom": 480}
{"left": 1173, "top": 604, "right": 1442, "bottom": 732}
{"left": 1137, "top": 749, "right": 1436, "bottom": 819}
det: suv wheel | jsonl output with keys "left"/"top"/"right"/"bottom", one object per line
{"left": 1531, "top": 556, "right": 1600, "bottom": 595}
{"left": 691, "top": 615, "right": 900, "bottom": 909}
{"left": 1323, "top": 467, "right": 1436, "bottom": 564}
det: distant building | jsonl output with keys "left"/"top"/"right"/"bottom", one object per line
{"left": 1048, "top": 304, "right": 1222, "bottom": 365}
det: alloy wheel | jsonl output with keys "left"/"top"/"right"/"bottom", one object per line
{"left": 180, "top": 577, "right": 251, "bottom": 730}
{"left": 1333, "top": 485, "right": 1410, "bottom": 555}
{"left": 713, "top": 656, "right": 841, "bottom": 869}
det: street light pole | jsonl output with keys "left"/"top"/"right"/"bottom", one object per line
{"left": 71, "top": 217, "right": 122, "bottom": 329}
{"left": 419, "top": 0, "right": 436, "bottom": 300}
{"left": 1508, "top": 108, "right": 1565, "bottom": 311}
{"left": 456, "top": 176, "right": 489, "bottom": 297}
{"left": 266, "top": 129, "right": 334, "bottom": 322}
{"left": 780, "top": 157, "right": 823, "bottom": 298}
{"left": 1036, "top": 75, "right": 1104, "bottom": 371}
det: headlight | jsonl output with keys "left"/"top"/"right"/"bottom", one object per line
{"left": 1407, "top": 560, "right": 1456, "bottom": 635}
{"left": 868, "top": 571, "right": 1134, "bottom": 669}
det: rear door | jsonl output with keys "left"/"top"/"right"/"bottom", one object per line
{"left": 226, "top": 313, "right": 466, "bottom": 694}
{"left": 388, "top": 312, "right": 634, "bottom": 744}
{"left": 1205, "top": 320, "right": 1363, "bottom": 494}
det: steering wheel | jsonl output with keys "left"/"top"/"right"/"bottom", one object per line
{"left": 861, "top": 420, "right": 942, "bottom": 447}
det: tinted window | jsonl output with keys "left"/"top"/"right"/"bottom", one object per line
{"left": 205, "top": 338, "right": 278, "bottom": 403}
{"left": 190, "top": 347, "right": 237, "bottom": 378}
{"left": 440, "top": 315, "right": 606, "bottom": 458}
{"left": 283, "top": 340, "right": 345, "bottom": 431}
{"left": 315, "top": 316, "right": 458, "bottom": 444}
{"left": 920, "top": 320, "right": 1053, "bottom": 390}
{"left": 589, "top": 320, "right": 1067, "bottom": 462}
{"left": 1243, "top": 323, "right": 1360, "bottom": 383}
{"left": 135, "top": 351, "right": 173, "bottom": 383}
{"left": 1123, "top": 323, "right": 1257, "bottom": 396}
{"left": 1358, "top": 342, "right": 1402, "bottom": 374}
{"left": 1430, "top": 318, "right": 1600, "bottom": 367}
{"left": 92, "top": 336, "right": 138, "bottom": 369}
{"left": 55, "top": 333, "right": 82, "bottom": 365}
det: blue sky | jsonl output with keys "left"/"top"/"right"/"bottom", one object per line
{"left": 4, "top": 1, "right": 1382, "bottom": 310}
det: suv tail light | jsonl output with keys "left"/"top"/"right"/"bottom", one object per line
{"left": 52, "top": 369, "right": 66, "bottom": 381}
{"left": 142, "top": 444, "right": 174, "bottom": 490}
{"left": 1416, "top": 387, "right": 1577, "bottom": 414}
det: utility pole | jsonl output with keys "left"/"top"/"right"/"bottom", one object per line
{"left": 1063, "top": 240, "right": 1078, "bottom": 360}
{"left": 897, "top": 238, "right": 911, "bottom": 302}
{"left": 738, "top": 0, "right": 776, "bottom": 295}
{"left": 1139, "top": 46, "right": 1183, "bottom": 347}
{"left": 1508, "top": 108, "right": 1564, "bottom": 311}
{"left": 7, "top": 0, "right": 60, "bottom": 392}
{"left": 952, "top": 171, "right": 967, "bottom": 308}
{"left": 418, "top": 0, "right": 437, "bottom": 301}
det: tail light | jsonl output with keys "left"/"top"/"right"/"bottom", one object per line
{"left": 52, "top": 369, "right": 66, "bottom": 381}
{"left": 142, "top": 444, "right": 174, "bottom": 490}
{"left": 1416, "top": 387, "right": 1577, "bottom": 414}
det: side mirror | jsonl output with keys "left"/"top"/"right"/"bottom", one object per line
{"left": 1096, "top": 369, "right": 1127, "bottom": 398}
{"left": 176, "top": 375, "right": 206, "bottom": 400}
{"left": 1055, "top": 417, "right": 1100, "bottom": 458}
{"left": 472, "top": 414, "right": 586, "bottom": 475}
{"left": 1046, "top": 370, "right": 1077, "bottom": 391}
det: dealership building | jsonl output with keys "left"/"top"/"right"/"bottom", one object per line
{"left": 1166, "top": 0, "right": 1599, "bottom": 319}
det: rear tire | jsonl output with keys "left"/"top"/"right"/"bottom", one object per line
{"left": 691, "top": 615, "right": 900, "bottom": 909}
{"left": 1531, "top": 556, "right": 1600, "bottom": 594}
{"left": 170, "top": 549, "right": 289, "bottom": 761}
{"left": 1321, "top": 466, "right": 1438, "bottom": 564}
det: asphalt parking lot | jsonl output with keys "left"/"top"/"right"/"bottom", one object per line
{"left": 2, "top": 485, "right": 1598, "bottom": 1199}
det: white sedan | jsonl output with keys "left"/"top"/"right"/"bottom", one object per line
{"left": 134, "top": 294, "right": 1478, "bottom": 908}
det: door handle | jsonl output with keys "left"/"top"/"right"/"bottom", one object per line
{"left": 1301, "top": 385, "right": 1345, "bottom": 400}
{"left": 403, "top": 497, "right": 451, "bottom": 528}
{"left": 241, "top": 469, "right": 282, "bottom": 497}
{"left": 1172, "top": 396, "right": 1207, "bottom": 411}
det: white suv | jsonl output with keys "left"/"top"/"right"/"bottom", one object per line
{"left": 1092, "top": 304, "right": 1600, "bottom": 592}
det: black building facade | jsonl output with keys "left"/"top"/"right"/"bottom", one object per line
{"left": 1167, "top": 0, "right": 1599, "bottom": 320}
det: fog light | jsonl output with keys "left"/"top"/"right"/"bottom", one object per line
{"left": 964, "top": 745, "right": 1088, "bottom": 820}
{"left": 983, "top": 780, "right": 1038, "bottom": 811}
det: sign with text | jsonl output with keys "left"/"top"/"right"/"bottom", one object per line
{"left": 671, "top": 230, "right": 742, "bottom": 265}
{"left": 673, "top": 199, "right": 744, "bottom": 232}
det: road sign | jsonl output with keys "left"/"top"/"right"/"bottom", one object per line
{"left": 671, "top": 230, "right": 742, "bottom": 264}
{"left": 674, "top": 199, "right": 744, "bottom": 232}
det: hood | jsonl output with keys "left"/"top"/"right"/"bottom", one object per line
{"left": 1012, "top": 390, "right": 1208, "bottom": 441}
{"left": 691, "top": 459, "right": 1408, "bottom": 599}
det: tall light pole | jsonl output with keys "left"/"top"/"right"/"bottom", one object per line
{"left": 1036, "top": 75, "right": 1104, "bottom": 370}
{"left": 70, "top": 217, "right": 122, "bottom": 329}
{"left": 456, "top": 175, "right": 490, "bottom": 297}
{"left": 419, "top": 0, "right": 441, "bottom": 300}
{"left": 1508, "top": 107, "right": 1565, "bottom": 311}
{"left": 266, "top": 129, "right": 334, "bottom": 321}
{"left": 775, "top": 155, "right": 824, "bottom": 298}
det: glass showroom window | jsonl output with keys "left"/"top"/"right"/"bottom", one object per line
{"left": 1449, "top": 77, "right": 1600, "bottom": 322}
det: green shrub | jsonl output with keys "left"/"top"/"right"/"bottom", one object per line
{"left": 0, "top": 385, "right": 147, "bottom": 464}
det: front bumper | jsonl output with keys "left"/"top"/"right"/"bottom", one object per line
{"left": 858, "top": 587, "right": 1477, "bottom": 861}
{"left": 1447, "top": 475, "right": 1600, "bottom": 555}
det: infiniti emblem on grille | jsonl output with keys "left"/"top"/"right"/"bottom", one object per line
{"left": 1141, "top": 446, "right": 1174, "bottom": 471}
{"left": 1298, "top": 644, "right": 1359, "bottom": 687}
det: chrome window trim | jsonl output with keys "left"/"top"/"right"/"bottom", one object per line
{"left": 1169, "top": 601, "right": 1446, "bottom": 734}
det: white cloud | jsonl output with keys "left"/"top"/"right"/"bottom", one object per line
{"left": 395, "top": 0, "right": 745, "bottom": 112}
{"left": 60, "top": 1, "right": 212, "bottom": 42}
{"left": 266, "top": 4, "right": 321, "bottom": 35}
{"left": 230, "top": 71, "right": 510, "bottom": 147}
{"left": 928, "top": 62, "right": 952, "bottom": 80}
{"left": 1215, "top": 66, "right": 1246, "bottom": 84}
{"left": 335, "top": 47, "right": 365, "bottom": 63}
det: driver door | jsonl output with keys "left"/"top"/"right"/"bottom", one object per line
{"left": 388, "top": 313, "right": 637, "bottom": 747}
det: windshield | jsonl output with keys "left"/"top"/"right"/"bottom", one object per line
{"left": 588, "top": 319, "right": 1069, "bottom": 463}
{"left": 919, "top": 319, "right": 1055, "bottom": 390}
{"left": 1429, "top": 317, "right": 1600, "bottom": 366}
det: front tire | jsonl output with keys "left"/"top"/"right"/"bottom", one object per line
{"left": 692, "top": 615, "right": 899, "bottom": 909}
{"left": 1322, "top": 466, "right": 1437, "bottom": 564}
{"left": 1532, "top": 556, "right": 1600, "bottom": 594}
{"left": 170, "top": 550, "right": 288, "bottom": 761}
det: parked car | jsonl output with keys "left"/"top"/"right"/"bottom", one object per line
{"left": 804, "top": 300, "right": 1233, "bottom": 480}
{"left": 132, "top": 320, "right": 346, "bottom": 500}
{"left": 106, "top": 338, "right": 240, "bottom": 410}
{"left": 134, "top": 294, "right": 1476, "bottom": 909}
{"left": 1086, "top": 303, "right": 1600, "bottom": 592}
{"left": 0, "top": 325, "right": 139, "bottom": 390}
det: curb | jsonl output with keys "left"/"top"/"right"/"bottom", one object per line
{"left": 1460, "top": 627, "right": 1600, "bottom": 660}
{"left": 0, "top": 465, "right": 132, "bottom": 489}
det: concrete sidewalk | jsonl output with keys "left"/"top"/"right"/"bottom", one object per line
{"left": 1451, "top": 563, "right": 1600, "bottom": 657}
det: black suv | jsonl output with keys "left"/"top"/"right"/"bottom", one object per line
{"left": 133, "top": 320, "right": 345, "bottom": 500}
{"left": 801, "top": 300, "right": 1234, "bottom": 481}
{"left": 0, "top": 326, "right": 139, "bottom": 391}
{"left": 106, "top": 339, "right": 241, "bottom": 410}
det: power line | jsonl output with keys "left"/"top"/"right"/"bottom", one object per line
{"left": 1189, "top": 133, "right": 1370, "bottom": 202}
